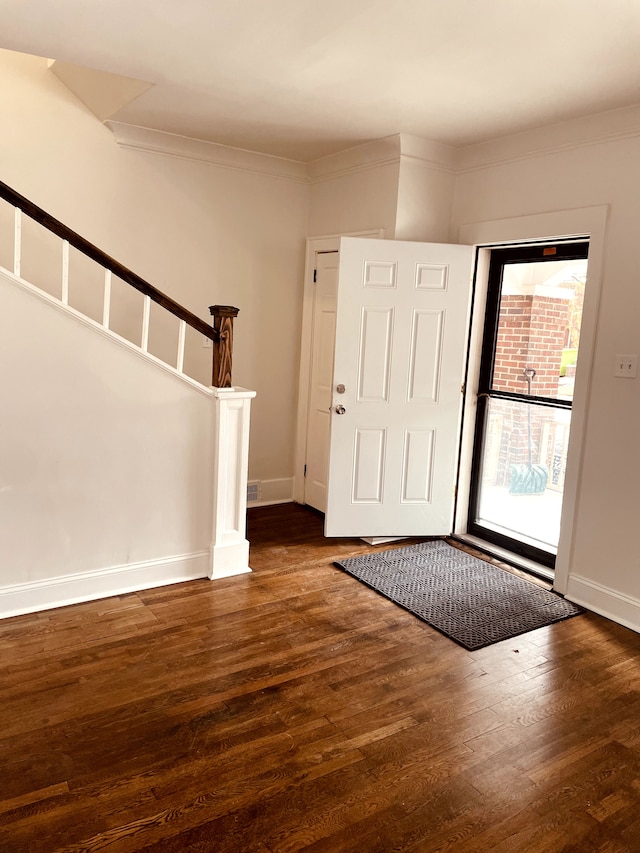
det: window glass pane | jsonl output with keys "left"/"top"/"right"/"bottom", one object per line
{"left": 491, "top": 259, "right": 587, "bottom": 401}
{"left": 473, "top": 398, "right": 571, "bottom": 553}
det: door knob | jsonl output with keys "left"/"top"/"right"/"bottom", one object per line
{"left": 334, "top": 405, "right": 346, "bottom": 415}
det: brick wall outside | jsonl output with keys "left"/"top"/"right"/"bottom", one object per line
{"left": 493, "top": 294, "right": 567, "bottom": 397}
{"left": 493, "top": 296, "right": 532, "bottom": 395}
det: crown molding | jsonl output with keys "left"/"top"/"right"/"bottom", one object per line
{"left": 307, "top": 133, "right": 456, "bottom": 182}
{"left": 106, "top": 122, "right": 310, "bottom": 183}
{"left": 308, "top": 135, "right": 402, "bottom": 182}
{"left": 455, "top": 103, "right": 640, "bottom": 173}
{"left": 398, "top": 133, "right": 457, "bottom": 174}
{"left": 107, "top": 102, "right": 640, "bottom": 187}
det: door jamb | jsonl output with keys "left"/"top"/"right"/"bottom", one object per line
{"left": 455, "top": 205, "right": 608, "bottom": 594}
{"left": 293, "top": 229, "right": 384, "bottom": 505}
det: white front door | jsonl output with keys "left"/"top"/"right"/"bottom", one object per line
{"left": 325, "top": 237, "right": 475, "bottom": 538}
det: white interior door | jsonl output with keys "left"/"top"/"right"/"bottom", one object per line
{"left": 325, "top": 236, "right": 474, "bottom": 538}
{"left": 304, "top": 250, "right": 338, "bottom": 511}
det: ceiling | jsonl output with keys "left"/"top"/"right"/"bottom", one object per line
{"left": 2, "top": 0, "right": 640, "bottom": 162}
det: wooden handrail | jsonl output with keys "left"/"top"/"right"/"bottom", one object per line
{"left": 0, "top": 179, "right": 215, "bottom": 340}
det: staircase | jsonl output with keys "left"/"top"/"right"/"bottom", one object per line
{"left": 0, "top": 180, "right": 255, "bottom": 620}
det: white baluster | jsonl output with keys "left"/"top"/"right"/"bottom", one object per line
{"left": 177, "top": 319, "right": 186, "bottom": 373}
{"left": 141, "top": 294, "right": 151, "bottom": 351}
{"left": 13, "top": 208, "right": 21, "bottom": 277}
{"left": 103, "top": 270, "right": 112, "bottom": 328}
{"left": 61, "top": 240, "right": 70, "bottom": 304}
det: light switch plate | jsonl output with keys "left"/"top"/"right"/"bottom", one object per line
{"left": 614, "top": 354, "right": 637, "bottom": 378}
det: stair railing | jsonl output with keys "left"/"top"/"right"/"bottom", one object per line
{"left": 0, "top": 179, "right": 238, "bottom": 387}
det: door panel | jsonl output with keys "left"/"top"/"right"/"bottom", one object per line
{"left": 408, "top": 309, "right": 444, "bottom": 401}
{"left": 353, "top": 427, "right": 386, "bottom": 502}
{"left": 325, "top": 237, "right": 474, "bottom": 538}
{"left": 401, "top": 428, "right": 435, "bottom": 503}
{"left": 357, "top": 307, "right": 393, "bottom": 401}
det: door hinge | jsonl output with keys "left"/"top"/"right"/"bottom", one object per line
{"left": 304, "top": 464, "right": 307, "bottom": 477}
{"left": 461, "top": 382, "right": 466, "bottom": 395}
{"left": 313, "top": 269, "right": 317, "bottom": 283}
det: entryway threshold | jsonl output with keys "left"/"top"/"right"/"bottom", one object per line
{"left": 451, "top": 534, "right": 554, "bottom": 584}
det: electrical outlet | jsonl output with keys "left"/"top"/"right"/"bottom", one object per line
{"left": 614, "top": 354, "right": 637, "bottom": 378}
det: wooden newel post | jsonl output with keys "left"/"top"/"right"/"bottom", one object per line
{"left": 209, "top": 305, "right": 239, "bottom": 388}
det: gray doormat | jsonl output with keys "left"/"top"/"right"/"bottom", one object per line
{"left": 334, "top": 540, "right": 582, "bottom": 650}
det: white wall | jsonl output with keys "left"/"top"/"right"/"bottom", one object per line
{"left": 308, "top": 138, "right": 400, "bottom": 237}
{"left": 0, "top": 269, "right": 215, "bottom": 616}
{"left": 453, "top": 124, "right": 640, "bottom": 630}
{"left": 394, "top": 136, "right": 456, "bottom": 242}
{"left": 0, "top": 49, "right": 309, "bottom": 493}
{"left": 394, "top": 156, "right": 454, "bottom": 242}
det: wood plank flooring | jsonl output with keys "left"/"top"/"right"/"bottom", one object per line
{"left": 1, "top": 503, "right": 640, "bottom": 852}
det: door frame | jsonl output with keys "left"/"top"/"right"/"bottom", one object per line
{"left": 454, "top": 205, "right": 608, "bottom": 594}
{"left": 293, "top": 229, "right": 384, "bottom": 505}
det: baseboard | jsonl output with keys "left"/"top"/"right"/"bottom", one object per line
{"left": 210, "top": 540, "right": 252, "bottom": 579}
{"left": 252, "top": 498, "right": 294, "bottom": 508}
{"left": 566, "top": 574, "right": 640, "bottom": 634}
{"left": 0, "top": 551, "right": 210, "bottom": 620}
{"left": 247, "top": 477, "right": 294, "bottom": 507}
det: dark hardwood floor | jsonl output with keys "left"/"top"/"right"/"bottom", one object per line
{"left": 2, "top": 503, "right": 640, "bottom": 852}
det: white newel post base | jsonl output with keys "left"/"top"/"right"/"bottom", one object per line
{"left": 209, "top": 386, "right": 256, "bottom": 579}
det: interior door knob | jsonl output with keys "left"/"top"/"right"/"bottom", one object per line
{"left": 334, "top": 405, "right": 346, "bottom": 415}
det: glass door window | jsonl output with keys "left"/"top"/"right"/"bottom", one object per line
{"left": 468, "top": 242, "right": 589, "bottom": 568}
